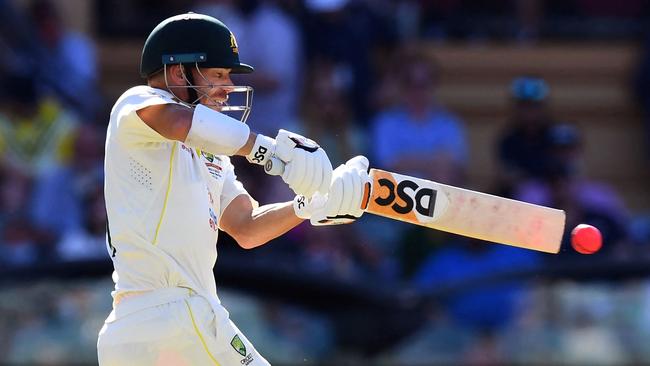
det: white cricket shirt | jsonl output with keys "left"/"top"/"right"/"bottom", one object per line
{"left": 104, "top": 86, "right": 254, "bottom": 301}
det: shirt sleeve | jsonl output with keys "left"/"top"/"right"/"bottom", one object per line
{"left": 111, "top": 86, "right": 182, "bottom": 145}
{"left": 217, "top": 159, "right": 258, "bottom": 228}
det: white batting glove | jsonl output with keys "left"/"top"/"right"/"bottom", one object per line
{"left": 310, "top": 156, "right": 371, "bottom": 226}
{"left": 292, "top": 193, "right": 327, "bottom": 220}
{"left": 273, "top": 129, "right": 333, "bottom": 197}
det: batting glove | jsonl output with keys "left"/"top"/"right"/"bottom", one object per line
{"left": 310, "top": 156, "right": 371, "bottom": 226}
{"left": 293, "top": 193, "right": 327, "bottom": 220}
{"left": 273, "top": 129, "right": 333, "bottom": 198}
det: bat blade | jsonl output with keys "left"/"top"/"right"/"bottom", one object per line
{"left": 366, "top": 169, "right": 565, "bottom": 253}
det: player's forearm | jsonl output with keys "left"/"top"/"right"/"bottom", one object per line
{"left": 236, "top": 202, "right": 303, "bottom": 249}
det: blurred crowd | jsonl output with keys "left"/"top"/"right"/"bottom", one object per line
{"left": 1, "top": 0, "right": 650, "bottom": 364}
{"left": 5, "top": 279, "right": 650, "bottom": 364}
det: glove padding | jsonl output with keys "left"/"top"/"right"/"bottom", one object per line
{"left": 292, "top": 194, "right": 327, "bottom": 219}
{"left": 274, "top": 129, "right": 332, "bottom": 197}
{"left": 310, "top": 156, "right": 371, "bottom": 226}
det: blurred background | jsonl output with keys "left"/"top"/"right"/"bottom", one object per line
{"left": 1, "top": 0, "right": 650, "bottom": 364}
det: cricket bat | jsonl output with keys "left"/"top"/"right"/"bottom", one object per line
{"left": 264, "top": 159, "right": 565, "bottom": 254}
{"left": 364, "top": 169, "right": 564, "bottom": 254}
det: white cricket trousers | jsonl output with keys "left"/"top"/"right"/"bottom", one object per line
{"left": 97, "top": 287, "right": 270, "bottom": 366}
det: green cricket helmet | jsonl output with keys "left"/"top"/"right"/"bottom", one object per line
{"left": 140, "top": 13, "right": 254, "bottom": 122}
{"left": 140, "top": 12, "right": 254, "bottom": 77}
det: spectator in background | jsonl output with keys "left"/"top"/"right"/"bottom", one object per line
{"left": 298, "top": 58, "right": 400, "bottom": 282}
{"left": 93, "top": 0, "right": 188, "bottom": 38}
{"left": 406, "top": 0, "right": 542, "bottom": 42}
{"left": 496, "top": 76, "right": 555, "bottom": 198}
{"left": 0, "top": 164, "right": 47, "bottom": 266}
{"left": 56, "top": 184, "right": 108, "bottom": 262}
{"left": 301, "top": 59, "right": 366, "bottom": 165}
{"left": 385, "top": 237, "right": 541, "bottom": 364}
{"left": 194, "top": 0, "right": 243, "bottom": 36}
{"left": 28, "top": 0, "right": 99, "bottom": 117}
{"left": 574, "top": 0, "right": 646, "bottom": 19}
{"left": 0, "top": 74, "right": 79, "bottom": 176}
{"left": 196, "top": 0, "right": 303, "bottom": 135}
{"left": 412, "top": 239, "right": 541, "bottom": 331}
{"left": 514, "top": 0, "right": 543, "bottom": 42}
{"left": 371, "top": 48, "right": 468, "bottom": 186}
{"left": 300, "top": 223, "right": 396, "bottom": 282}
{"left": 634, "top": 28, "right": 650, "bottom": 160}
{"left": 0, "top": 0, "right": 35, "bottom": 73}
{"left": 514, "top": 123, "right": 629, "bottom": 253}
{"left": 631, "top": 27, "right": 650, "bottom": 256}
{"left": 302, "top": 0, "right": 395, "bottom": 126}
{"left": 369, "top": 48, "right": 468, "bottom": 279}
{"left": 31, "top": 123, "right": 104, "bottom": 243}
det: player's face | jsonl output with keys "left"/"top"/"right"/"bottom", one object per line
{"left": 192, "top": 67, "right": 234, "bottom": 110}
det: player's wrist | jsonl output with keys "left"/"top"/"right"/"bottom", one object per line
{"left": 245, "top": 134, "right": 276, "bottom": 166}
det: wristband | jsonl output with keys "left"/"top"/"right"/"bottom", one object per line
{"left": 245, "top": 134, "right": 276, "bottom": 165}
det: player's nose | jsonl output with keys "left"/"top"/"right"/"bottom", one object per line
{"left": 220, "top": 80, "right": 235, "bottom": 93}
{"left": 223, "top": 75, "right": 234, "bottom": 88}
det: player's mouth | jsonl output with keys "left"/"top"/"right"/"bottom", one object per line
{"left": 200, "top": 92, "right": 227, "bottom": 105}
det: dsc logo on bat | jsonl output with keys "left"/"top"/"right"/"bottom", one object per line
{"left": 368, "top": 169, "right": 449, "bottom": 224}
{"left": 374, "top": 178, "right": 437, "bottom": 217}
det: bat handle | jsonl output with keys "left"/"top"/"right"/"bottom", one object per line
{"left": 361, "top": 182, "right": 371, "bottom": 210}
{"left": 264, "top": 156, "right": 285, "bottom": 176}
{"left": 265, "top": 156, "right": 370, "bottom": 211}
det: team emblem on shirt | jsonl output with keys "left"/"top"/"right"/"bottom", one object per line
{"left": 201, "top": 151, "right": 214, "bottom": 162}
{"left": 200, "top": 151, "right": 223, "bottom": 179}
{"left": 230, "top": 334, "right": 246, "bottom": 356}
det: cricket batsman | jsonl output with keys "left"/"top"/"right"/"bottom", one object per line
{"left": 97, "top": 13, "right": 369, "bottom": 365}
